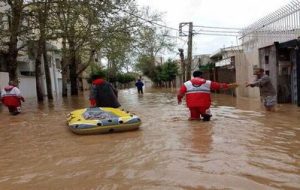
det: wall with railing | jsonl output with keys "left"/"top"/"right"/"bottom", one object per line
{"left": 241, "top": 0, "right": 300, "bottom": 51}
{"left": 237, "top": 0, "right": 300, "bottom": 98}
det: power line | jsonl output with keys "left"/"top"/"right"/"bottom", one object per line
{"left": 113, "top": 3, "right": 243, "bottom": 51}
{"left": 195, "top": 29, "right": 240, "bottom": 34}
{"left": 115, "top": 4, "right": 241, "bottom": 35}
{"left": 193, "top": 32, "right": 238, "bottom": 37}
{"left": 114, "top": 4, "right": 245, "bottom": 38}
{"left": 193, "top": 25, "right": 242, "bottom": 30}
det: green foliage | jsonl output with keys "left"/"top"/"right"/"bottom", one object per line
{"left": 117, "top": 73, "right": 136, "bottom": 84}
{"left": 88, "top": 69, "right": 107, "bottom": 83}
{"left": 198, "top": 63, "right": 215, "bottom": 71}
{"left": 1, "top": 0, "right": 177, "bottom": 92}
{"left": 135, "top": 55, "right": 155, "bottom": 75}
{"left": 148, "top": 65, "right": 161, "bottom": 83}
{"left": 135, "top": 11, "right": 175, "bottom": 58}
{"left": 88, "top": 68, "right": 136, "bottom": 84}
{"left": 160, "top": 59, "right": 178, "bottom": 82}
{"left": 137, "top": 57, "right": 178, "bottom": 85}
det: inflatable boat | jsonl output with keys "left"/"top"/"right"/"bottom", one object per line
{"left": 67, "top": 107, "right": 141, "bottom": 135}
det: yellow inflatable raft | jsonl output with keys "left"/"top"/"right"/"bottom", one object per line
{"left": 67, "top": 107, "right": 141, "bottom": 135}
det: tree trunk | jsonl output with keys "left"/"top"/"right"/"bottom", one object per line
{"left": 62, "top": 67, "right": 68, "bottom": 97}
{"left": 61, "top": 37, "right": 68, "bottom": 97}
{"left": 69, "top": 41, "right": 78, "bottom": 95}
{"left": 76, "top": 50, "right": 95, "bottom": 75}
{"left": 38, "top": 0, "right": 53, "bottom": 100}
{"left": 42, "top": 41, "right": 53, "bottom": 100}
{"left": 69, "top": 59, "right": 78, "bottom": 95}
{"left": 7, "top": 42, "right": 18, "bottom": 82}
{"left": 111, "top": 62, "right": 117, "bottom": 88}
{"left": 75, "top": 50, "right": 96, "bottom": 92}
{"left": 35, "top": 39, "right": 44, "bottom": 102}
{"left": 7, "top": 2, "right": 23, "bottom": 82}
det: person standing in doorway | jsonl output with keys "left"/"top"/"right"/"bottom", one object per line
{"left": 246, "top": 68, "right": 277, "bottom": 111}
{"left": 177, "top": 70, "right": 238, "bottom": 121}
{"left": 1, "top": 80, "right": 25, "bottom": 115}
{"left": 135, "top": 79, "right": 144, "bottom": 94}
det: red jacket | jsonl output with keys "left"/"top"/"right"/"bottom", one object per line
{"left": 177, "top": 77, "right": 229, "bottom": 108}
{"left": 1, "top": 85, "right": 25, "bottom": 107}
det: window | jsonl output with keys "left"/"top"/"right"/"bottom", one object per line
{"left": 265, "top": 70, "right": 270, "bottom": 76}
{"left": 55, "top": 58, "right": 61, "bottom": 69}
{"left": 265, "top": 55, "right": 269, "bottom": 64}
{"left": 20, "top": 71, "right": 35, "bottom": 76}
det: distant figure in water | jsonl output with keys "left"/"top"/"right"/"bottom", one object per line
{"left": 177, "top": 70, "right": 238, "bottom": 121}
{"left": 89, "top": 74, "right": 121, "bottom": 108}
{"left": 135, "top": 79, "right": 144, "bottom": 94}
{"left": 1, "top": 80, "right": 25, "bottom": 115}
{"left": 246, "top": 67, "right": 276, "bottom": 111}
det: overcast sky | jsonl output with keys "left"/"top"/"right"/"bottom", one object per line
{"left": 136, "top": 0, "right": 292, "bottom": 57}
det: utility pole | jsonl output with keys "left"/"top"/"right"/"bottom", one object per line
{"left": 186, "top": 22, "right": 193, "bottom": 80}
{"left": 296, "top": 37, "right": 300, "bottom": 106}
{"left": 179, "top": 22, "right": 193, "bottom": 81}
{"left": 178, "top": 48, "right": 185, "bottom": 83}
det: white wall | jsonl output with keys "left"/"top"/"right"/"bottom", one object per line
{"left": 0, "top": 72, "right": 36, "bottom": 98}
{"left": 49, "top": 52, "right": 62, "bottom": 96}
{"left": 19, "top": 76, "right": 36, "bottom": 98}
{"left": 58, "top": 79, "right": 62, "bottom": 95}
{"left": 242, "top": 49, "right": 260, "bottom": 98}
{"left": 1, "top": 68, "right": 62, "bottom": 99}
{"left": 235, "top": 53, "right": 249, "bottom": 98}
{"left": 0, "top": 72, "right": 9, "bottom": 90}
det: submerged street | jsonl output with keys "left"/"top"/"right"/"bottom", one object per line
{"left": 0, "top": 87, "right": 300, "bottom": 190}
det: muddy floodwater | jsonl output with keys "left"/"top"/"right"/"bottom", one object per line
{"left": 0, "top": 87, "right": 299, "bottom": 190}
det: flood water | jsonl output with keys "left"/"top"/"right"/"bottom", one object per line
{"left": 0, "top": 87, "right": 299, "bottom": 190}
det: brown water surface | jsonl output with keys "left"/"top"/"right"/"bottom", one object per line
{"left": 0, "top": 88, "right": 299, "bottom": 190}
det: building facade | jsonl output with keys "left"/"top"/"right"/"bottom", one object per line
{"left": 210, "top": 46, "right": 243, "bottom": 96}
{"left": 259, "top": 40, "right": 300, "bottom": 106}
{"left": 240, "top": 0, "right": 300, "bottom": 106}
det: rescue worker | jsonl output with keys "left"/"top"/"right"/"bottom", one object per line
{"left": 89, "top": 74, "right": 121, "bottom": 108}
{"left": 177, "top": 70, "right": 238, "bottom": 121}
{"left": 1, "top": 80, "right": 25, "bottom": 115}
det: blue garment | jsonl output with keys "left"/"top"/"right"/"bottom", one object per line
{"left": 135, "top": 80, "right": 144, "bottom": 94}
{"left": 135, "top": 80, "right": 144, "bottom": 88}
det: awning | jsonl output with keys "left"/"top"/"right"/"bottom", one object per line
{"left": 215, "top": 58, "right": 231, "bottom": 67}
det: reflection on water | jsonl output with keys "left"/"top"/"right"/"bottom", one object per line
{"left": 0, "top": 87, "right": 299, "bottom": 189}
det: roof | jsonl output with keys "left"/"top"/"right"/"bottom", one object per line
{"left": 215, "top": 58, "right": 231, "bottom": 67}
{"left": 210, "top": 45, "right": 243, "bottom": 59}
{"left": 278, "top": 39, "right": 299, "bottom": 49}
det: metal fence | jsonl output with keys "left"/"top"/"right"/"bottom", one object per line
{"left": 240, "top": 0, "right": 300, "bottom": 50}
